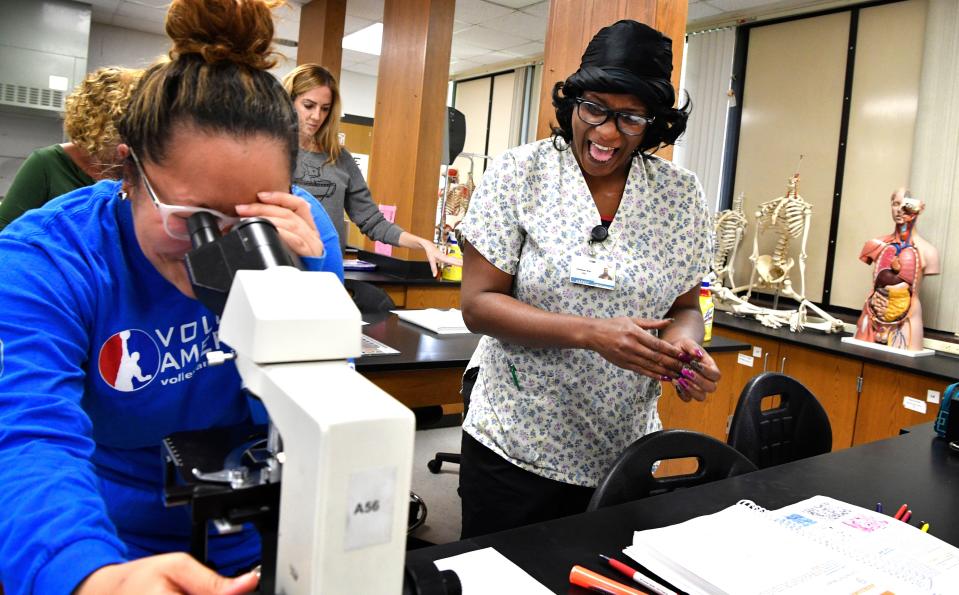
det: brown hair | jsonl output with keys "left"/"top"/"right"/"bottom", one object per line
{"left": 64, "top": 66, "right": 142, "bottom": 173}
{"left": 117, "top": 0, "right": 297, "bottom": 174}
{"left": 282, "top": 63, "right": 342, "bottom": 164}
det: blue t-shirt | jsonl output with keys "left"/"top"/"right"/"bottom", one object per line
{"left": 0, "top": 180, "right": 343, "bottom": 594}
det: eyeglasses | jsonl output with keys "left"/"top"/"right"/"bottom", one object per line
{"left": 574, "top": 99, "right": 654, "bottom": 136}
{"left": 130, "top": 149, "right": 241, "bottom": 241}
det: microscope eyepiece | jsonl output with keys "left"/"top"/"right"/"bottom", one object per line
{"left": 188, "top": 211, "right": 221, "bottom": 248}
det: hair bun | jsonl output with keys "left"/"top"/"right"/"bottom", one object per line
{"left": 165, "top": 0, "right": 282, "bottom": 70}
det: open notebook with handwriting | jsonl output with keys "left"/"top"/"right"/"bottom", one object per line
{"left": 624, "top": 495, "right": 959, "bottom": 595}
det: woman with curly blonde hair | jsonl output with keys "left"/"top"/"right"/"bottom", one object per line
{"left": 0, "top": 66, "right": 141, "bottom": 230}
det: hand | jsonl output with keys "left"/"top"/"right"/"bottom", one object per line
{"left": 668, "top": 338, "right": 721, "bottom": 402}
{"left": 408, "top": 235, "right": 462, "bottom": 277}
{"left": 587, "top": 317, "right": 688, "bottom": 380}
{"left": 235, "top": 191, "right": 325, "bottom": 258}
{"left": 76, "top": 553, "right": 259, "bottom": 595}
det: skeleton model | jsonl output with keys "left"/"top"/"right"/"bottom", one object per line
{"left": 711, "top": 171, "right": 845, "bottom": 333}
{"left": 711, "top": 193, "right": 748, "bottom": 290}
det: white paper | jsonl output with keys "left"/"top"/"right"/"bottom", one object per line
{"left": 624, "top": 496, "right": 959, "bottom": 595}
{"left": 737, "top": 353, "right": 754, "bottom": 367}
{"left": 903, "top": 396, "right": 927, "bottom": 414}
{"left": 360, "top": 334, "right": 399, "bottom": 356}
{"left": 752, "top": 346, "right": 763, "bottom": 358}
{"left": 928, "top": 390, "right": 941, "bottom": 404}
{"left": 392, "top": 309, "right": 470, "bottom": 334}
{"left": 434, "top": 547, "right": 552, "bottom": 595}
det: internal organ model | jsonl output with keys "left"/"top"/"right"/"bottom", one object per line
{"left": 854, "top": 188, "right": 939, "bottom": 351}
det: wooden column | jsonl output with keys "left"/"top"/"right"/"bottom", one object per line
{"left": 535, "top": 0, "right": 688, "bottom": 160}
{"left": 297, "top": 0, "right": 347, "bottom": 79}
{"left": 366, "top": 0, "right": 455, "bottom": 260}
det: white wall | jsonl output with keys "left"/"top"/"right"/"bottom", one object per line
{"left": 339, "top": 70, "right": 377, "bottom": 119}
{"left": 88, "top": 23, "right": 168, "bottom": 71}
{"left": 0, "top": 113, "right": 64, "bottom": 198}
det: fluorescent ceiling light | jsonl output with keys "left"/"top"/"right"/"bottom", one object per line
{"left": 342, "top": 22, "right": 383, "bottom": 56}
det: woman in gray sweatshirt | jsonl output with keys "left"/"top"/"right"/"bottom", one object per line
{"left": 283, "top": 64, "right": 461, "bottom": 276}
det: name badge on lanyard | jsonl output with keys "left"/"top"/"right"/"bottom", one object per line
{"left": 570, "top": 255, "right": 616, "bottom": 290}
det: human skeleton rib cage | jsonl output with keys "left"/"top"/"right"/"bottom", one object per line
{"left": 710, "top": 166, "right": 845, "bottom": 333}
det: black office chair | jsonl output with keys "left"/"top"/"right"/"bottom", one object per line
{"left": 727, "top": 372, "right": 832, "bottom": 469}
{"left": 587, "top": 429, "right": 757, "bottom": 511}
{"left": 426, "top": 368, "right": 477, "bottom": 474}
{"left": 344, "top": 279, "right": 395, "bottom": 314}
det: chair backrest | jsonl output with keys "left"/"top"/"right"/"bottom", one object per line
{"left": 727, "top": 372, "right": 832, "bottom": 469}
{"left": 587, "top": 429, "right": 757, "bottom": 511}
{"left": 344, "top": 279, "right": 396, "bottom": 314}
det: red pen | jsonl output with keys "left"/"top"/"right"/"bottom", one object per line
{"left": 893, "top": 504, "right": 908, "bottom": 520}
{"left": 901, "top": 510, "right": 913, "bottom": 523}
{"left": 570, "top": 565, "right": 647, "bottom": 595}
{"left": 599, "top": 555, "right": 677, "bottom": 595}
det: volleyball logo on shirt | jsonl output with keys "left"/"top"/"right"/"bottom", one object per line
{"left": 98, "top": 329, "right": 160, "bottom": 392}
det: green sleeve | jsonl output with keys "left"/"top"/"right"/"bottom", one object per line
{"left": 0, "top": 152, "right": 52, "bottom": 231}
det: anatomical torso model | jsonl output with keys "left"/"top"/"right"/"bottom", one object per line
{"left": 854, "top": 188, "right": 939, "bottom": 351}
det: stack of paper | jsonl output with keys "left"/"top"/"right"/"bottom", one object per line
{"left": 624, "top": 495, "right": 959, "bottom": 595}
{"left": 392, "top": 309, "right": 470, "bottom": 334}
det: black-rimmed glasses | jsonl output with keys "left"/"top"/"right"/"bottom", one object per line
{"left": 575, "top": 99, "right": 654, "bottom": 136}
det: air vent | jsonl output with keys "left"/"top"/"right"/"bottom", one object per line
{"left": 0, "top": 82, "right": 65, "bottom": 112}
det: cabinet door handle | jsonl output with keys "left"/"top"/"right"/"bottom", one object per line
{"left": 762, "top": 353, "right": 769, "bottom": 372}
{"left": 780, "top": 357, "right": 787, "bottom": 373}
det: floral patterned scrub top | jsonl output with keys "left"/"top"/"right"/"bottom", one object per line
{"left": 458, "top": 138, "right": 712, "bottom": 487}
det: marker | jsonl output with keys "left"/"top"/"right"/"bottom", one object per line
{"left": 893, "top": 504, "right": 908, "bottom": 520}
{"left": 569, "top": 565, "right": 647, "bottom": 595}
{"left": 921, "top": 523, "right": 930, "bottom": 533}
{"left": 901, "top": 510, "right": 913, "bottom": 523}
{"left": 508, "top": 362, "right": 521, "bottom": 389}
{"left": 875, "top": 502, "right": 883, "bottom": 514}
{"left": 599, "top": 555, "right": 677, "bottom": 595}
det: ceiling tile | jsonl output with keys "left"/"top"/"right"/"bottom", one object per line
{"left": 470, "top": 50, "right": 521, "bottom": 66}
{"left": 345, "top": 0, "right": 384, "bottom": 22}
{"left": 688, "top": 1, "right": 725, "bottom": 21}
{"left": 485, "top": 0, "right": 540, "bottom": 8}
{"left": 450, "top": 58, "right": 483, "bottom": 75}
{"left": 451, "top": 36, "right": 492, "bottom": 59}
{"left": 345, "top": 60, "right": 380, "bottom": 76}
{"left": 519, "top": 1, "right": 549, "bottom": 19}
{"left": 345, "top": 15, "right": 375, "bottom": 35}
{"left": 503, "top": 40, "right": 544, "bottom": 59}
{"left": 477, "top": 10, "right": 546, "bottom": 41}
{"left": 109, "top": 14, "right": 166, "bottom": 36}
{"left": 454, "top": 0, "right": 514, "bottom": 25}
{"left": 707, "top": 0, "right": 792, "bottom": 11}
{"left": 342, "top": 48, "right": 377, "bottom": 64}
{"left": 454, "top": 24, "right": 529, "bottom": 51}
{"left": 116, "top": 1, "right": 167, "bottom": 23}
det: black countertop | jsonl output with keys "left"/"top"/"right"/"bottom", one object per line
{"left": 344, "top": 249, "right": 460, "bottom": 287}
{"left": 356, "top": 312, "right": 749, "bottom": 372}
{"left": 714, "top": 310, "right": 959, "bottom": 381}
{"left": 407, "top": 423, "right": 959, "bottom": 593}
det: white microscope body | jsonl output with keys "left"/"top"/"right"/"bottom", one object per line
{"left": 217, "top": 268, "right": 415, "bottom": 594}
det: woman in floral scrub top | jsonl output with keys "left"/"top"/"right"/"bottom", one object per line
{"left": 457, "top": 20, "right": 722, "bottom": 537}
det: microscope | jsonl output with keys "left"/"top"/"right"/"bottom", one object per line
{"left": 160, "top": 213, "right": 423, "bottom": 593}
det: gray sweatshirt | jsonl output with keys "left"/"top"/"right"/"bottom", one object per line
{"left": 293, "top": 148, "right": 404, "bottom": 252}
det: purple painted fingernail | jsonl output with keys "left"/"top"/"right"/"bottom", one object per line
{"left": 677, "top": 377, "right": 690, "bottom": 389}
{"left": 660, "top": 375, "right": 672, "bottom": 382}
{"left": 678, "top": 352, "right": 691, "bottom": 363}
{"left": 695, "top": 348, "right": 704, "bottom": 358}
{"left": 681, "top": 368, "right": 695, "bottom": 380}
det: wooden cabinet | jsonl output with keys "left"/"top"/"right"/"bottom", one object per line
{"left": 777, "top": 342, "right": 862, "bottom": 451}
{"left": 852, "top": 363, "right": 948, "bottom": 445}
{"left": 658, "top": 351, "right": 741, "bottom": 442}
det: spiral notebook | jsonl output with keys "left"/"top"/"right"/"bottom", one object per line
{"left": 624, "top": 495, "right": 959, "bottom": 595}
